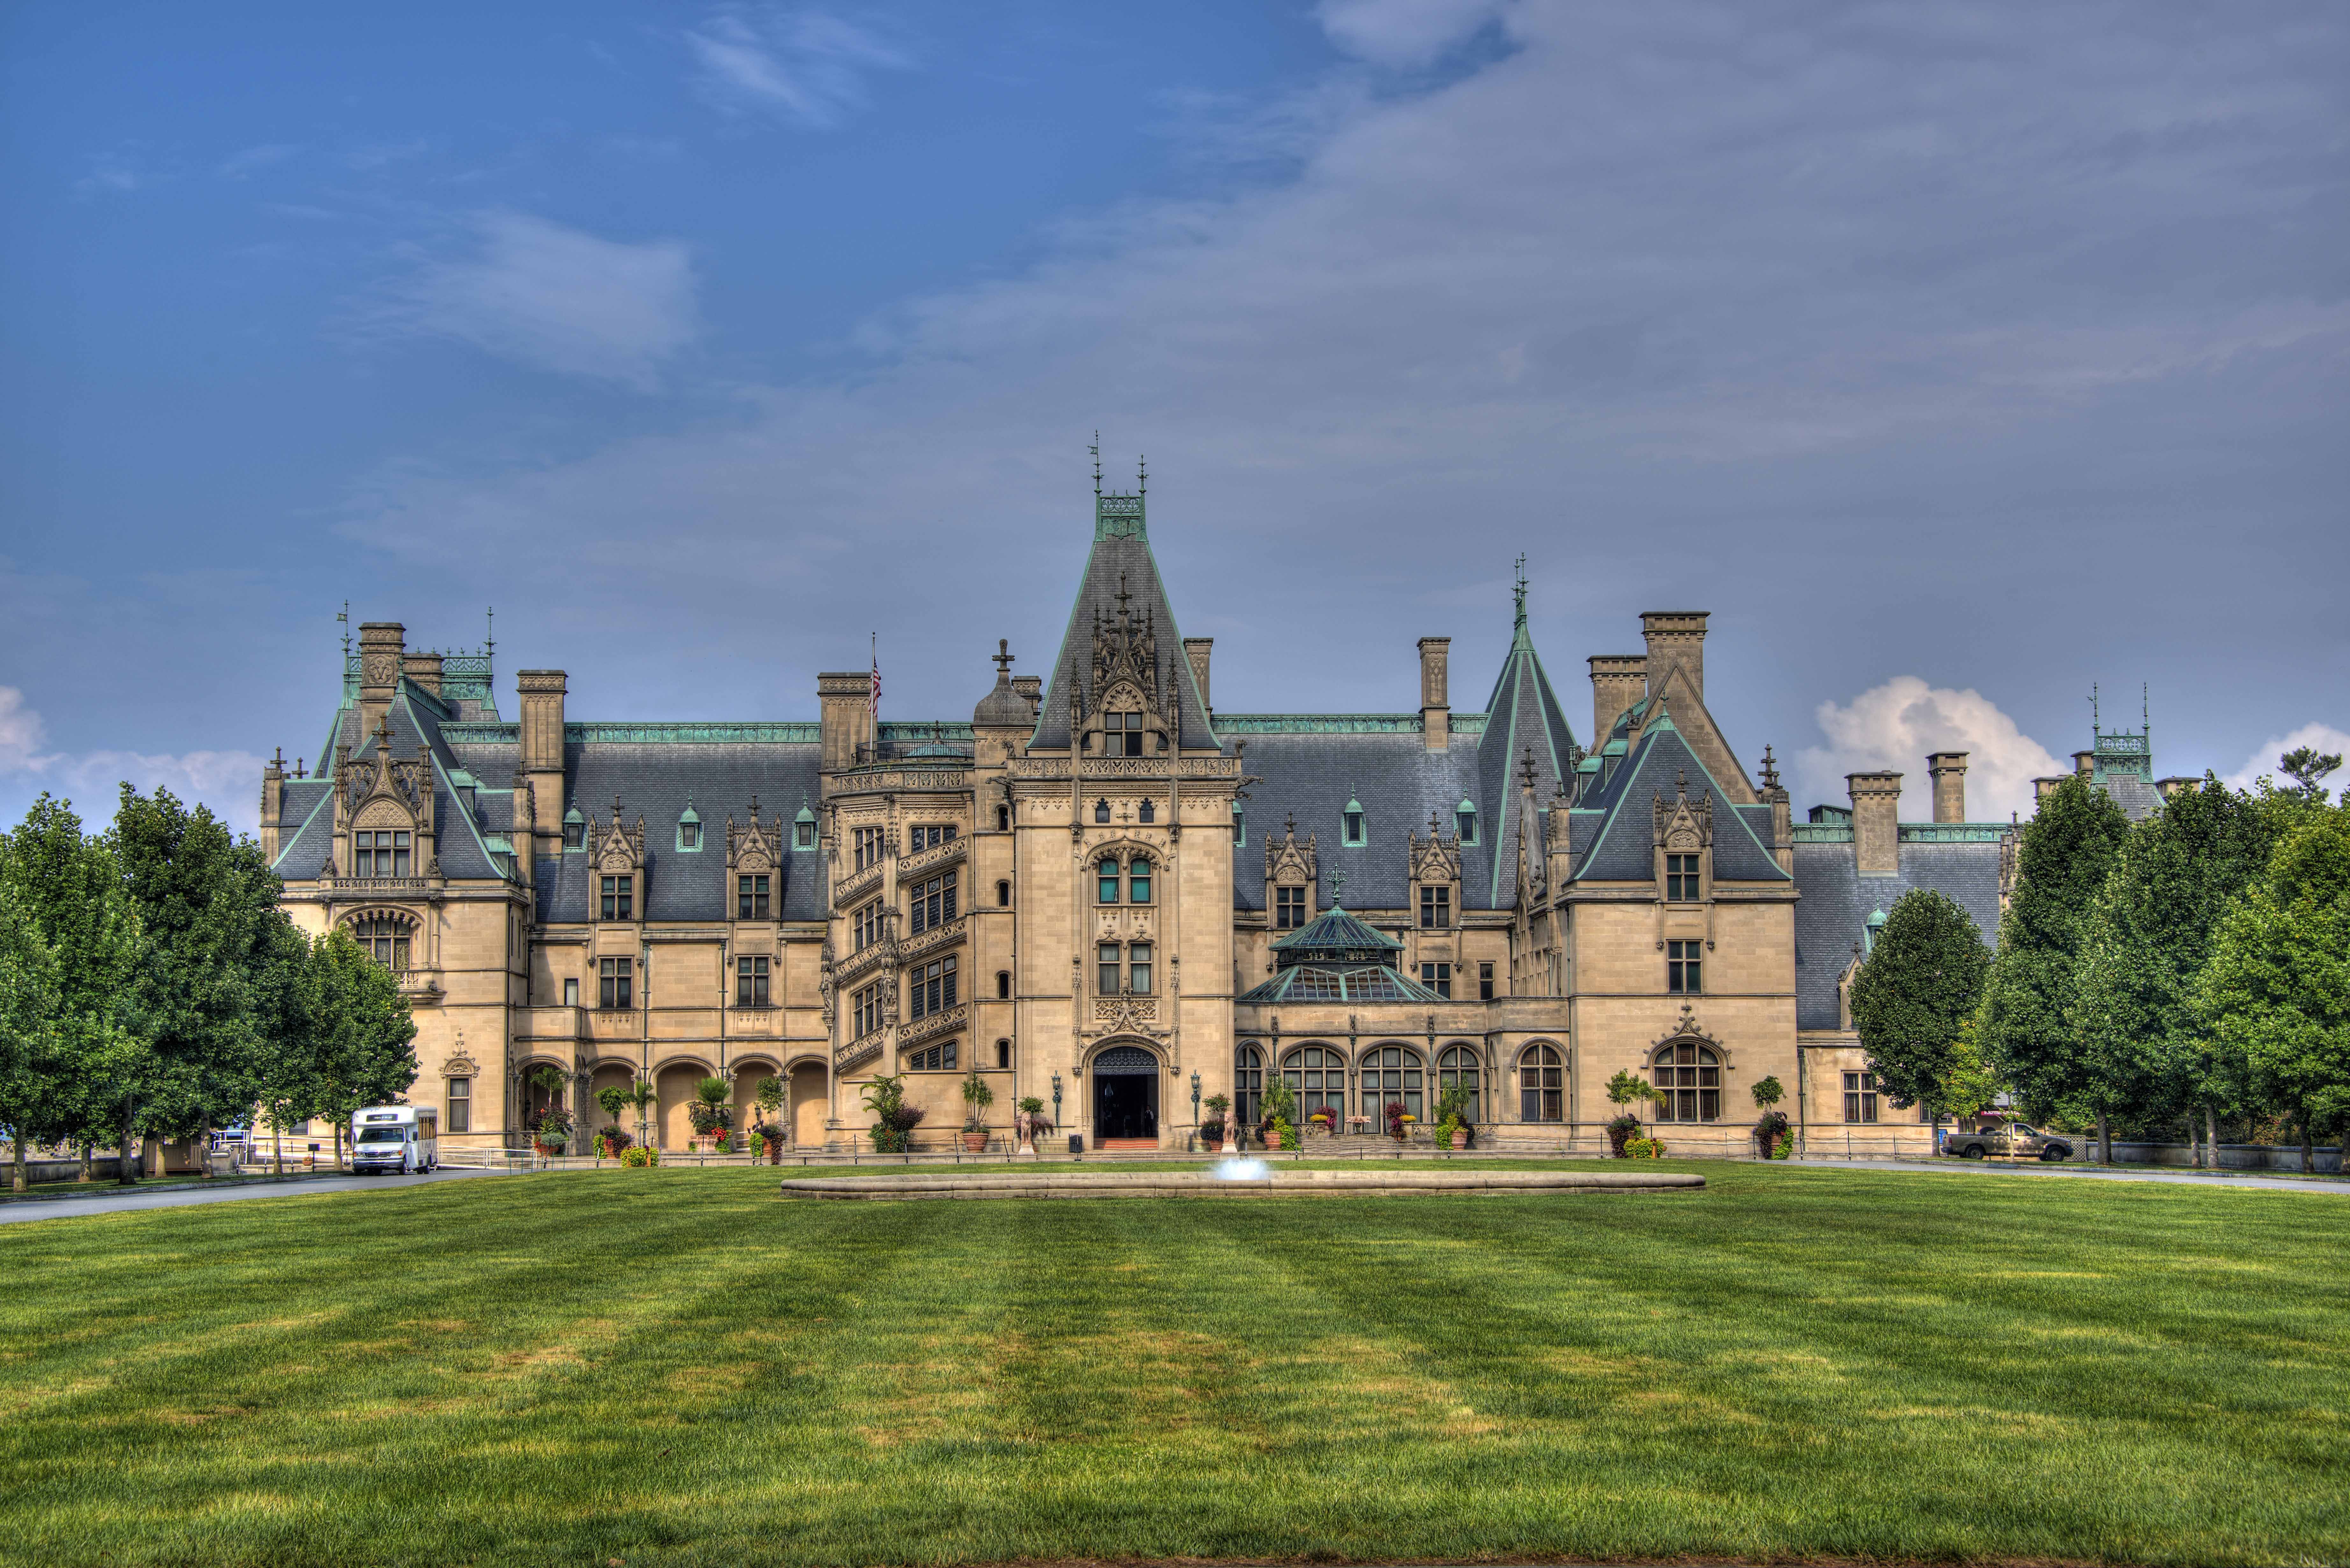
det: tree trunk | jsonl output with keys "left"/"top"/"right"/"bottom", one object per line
{"left": 2185, "top": 1113, "right": 2200, "bottom": 1170}
{"left": 11, "top": 1134, "right": 25, "bottom": 1194}
{"left": 2300, "top": 1117, "right": 2315, "bottom": 1177}
{"left": 118, "top": 1096, "right": 139, "bottom": 1186}
{"left": 273, "top": 1121, "right": 283, "bottom": 1176}
{"left": 79, "top": 1141, "right": 92, "bottom": 1183}
{"left": 2095, "top": 1110, "right": 2110, "bottom": 1166}
{"left": 2206, "top": 1105, "right": 2220, "bottom": 1172}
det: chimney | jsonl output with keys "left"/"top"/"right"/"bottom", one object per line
{"left": 402, "top": 651, "right": 444, "bottom": 698}
{"left": 819, "top": 672, "right": 875, "bottom": 774}
{"left": 2034, "top": 776, "right": 2065, "bottom": 803}
{"left": 1588, "top": 655, "right": 1646, "bottom": 738}
{"left": 1417, "top": 637, "right": 1451, "bottom": 751}
{"left": 1927, "top": 752, "right": 1968, "bottom": 824}
{"left": 2154, "top": 775, "right": 2197, "bottom": 801}
{"left": 1848, "top": 771, "right": 1902, "bottom": 875}
{"left": 357, "top": 622, "right": 405, "bottom": 737}
{"left": 517, "top": 670, "right": 568, "bottom": 845}
{"left": 2073, "top": 750, "right": 2095, "bottom": 779}
{"left": 1640, "top": 612, "right": 1709, "bottom": 699}
{"left": 1013, "top": 675, "right": 1042, "bottom": 720}
{"left": 1182, "top": 638, "right": 1213, "bottom": 713}
{"left": 259, "top": 748, "right": 285, "bottom": 863}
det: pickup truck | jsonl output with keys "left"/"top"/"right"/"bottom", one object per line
{"left": 1942, "top": 1121, "right": 2074, "bottom": 1161}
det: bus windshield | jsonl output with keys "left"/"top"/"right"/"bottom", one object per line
{"left": 355, "top": 1128, "right": 407, "bottom": 1144}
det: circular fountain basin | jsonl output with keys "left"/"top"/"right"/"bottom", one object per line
{"left": 777, "top": 1166, "right": 1704, "bottom": 1201}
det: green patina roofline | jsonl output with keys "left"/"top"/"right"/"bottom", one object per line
{"left": 1792, "top": 822, "right": 2013, "bottom": 845}
{"left": 1213, "top": 712, "right": 1489, "bottom": 736}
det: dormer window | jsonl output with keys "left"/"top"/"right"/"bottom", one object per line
{"left": 677, "top": 807, "right": 702, "bottom": 852}
{"left": 1107, "top": 711, "right": 1144, "bottom": 757}
{"left": 353, "top": 830, "right": 410, "bottom": 877}
{"left": 562, "top": 810, "right": 584, "bottom": 850}
{"left": 793, "top": 806, "right": 817, "bottom": 850}
{"left": 1666, "top": 852, "right": 1700, "bottom": 901}
{"left": 1456, "top": 799, "right": 1478, "bottom": 845}
{"left": 1276, "top": 886, "right": 1306, "bottom": 929}
{"left": 600, "top": 874, "right": 634, "bottom": 921}
{"left": 1342, "top": 795, "right": 1366, "bottom": 847}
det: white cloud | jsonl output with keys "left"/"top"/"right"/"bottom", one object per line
{"left": 1317, "top": 0, "right": 1510, "bottom": 67}
{"left": 1796, "top": 677, "right": 2063, "bottom": 823}
{"left": 686, "top": 9, "right": 911, "bottom": 129}
{"left": 383, "top": 211, "right": 699, "bottom": 387}
{"left": 0, "top": 687, "right": 264, "bottom": 837}
{"left": 2223, "top": 722, "right": 2350, "bottom": 793}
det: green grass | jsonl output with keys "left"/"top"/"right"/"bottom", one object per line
{"left": 2, "top": 1163, "right": 2343, "bottom": 1567}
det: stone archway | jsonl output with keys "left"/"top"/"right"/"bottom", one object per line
{"left": 788, "top": 1061, "right": 828, "bottom": 1146}
{"left": 1090, "top": 1043, "right": 1161, "bottom": 1144}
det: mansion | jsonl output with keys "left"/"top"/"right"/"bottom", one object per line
{"left": 259, "top": 481, "right": 2156, "bottom": 1155}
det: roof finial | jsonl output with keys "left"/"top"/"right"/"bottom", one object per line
{"left": 484, "top": 604, "right": 495, "bottom": 658}
{"left": 994, "top": 638, "right": 1014, "bottom": 676}
{"left": 1091, "top": 432, "right": 1101, "bottom": 497}
{"left": 2091, "top": 681, "right": 2100, "bottom": 736}
{"left": 1137, "top": 454, "right": 1147, "bottom": 497}
{"left": 1330, "top": 868, "right": 1348, "bottom": 906}
{"left": 1513, "top": 554, "right": 1528, "bottom": 630}
{"left": 1760, "top": 744, "right": 1780, "bottom": 790}
{"left": 338, "top": 600, "right": 350, "bottom": 661}
{"left": 1519, "top": 745, "right": 1538, "bottom": 790}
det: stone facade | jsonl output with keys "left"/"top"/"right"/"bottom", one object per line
{"left": 259, "top": 483, "right": 2027, "bottom": 1157}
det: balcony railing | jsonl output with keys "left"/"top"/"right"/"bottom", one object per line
{"left": 833, "top": 860, "right": 885, "bottom": 909}
{"left": 900, "top": 915, "right": 966, "bottom": 964}
{"left": 897, "top": 1003, "right": 966, "bottom": 1050}
{"left": 896, "top": 835, "right": 966, "bottom": 881}
{"left": 835, "top": 1035, "right": 885, "bottom": 1073}
{"left": 831, "top": 938, "right": 897, "bottom": 990}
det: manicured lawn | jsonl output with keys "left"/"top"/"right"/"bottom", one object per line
{"left": 2, "top": 1163, "right": 2342, "bottom": 1567}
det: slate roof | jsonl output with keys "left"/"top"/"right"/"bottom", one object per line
{"left": 553, "top": 742, "right": 826, "bottom": 923}
{"left": 1229, "top": 728, "right": 1494, "bottom": 913}
{"left": 270, "top": 683, "right": 514, "bottom": 884}
{"left": 1475, "top": 616, "right": 1579, "bottom": 907}
{"left": 1567, "top": 713, "right": 1787, "bottom": 884}
{"left": 1790, "top": 840, "right": 2004, "bottom": 1031}
{"left": 1029, "top": 498, "right": 1214, "bottom": 750}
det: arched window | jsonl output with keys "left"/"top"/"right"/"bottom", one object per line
{"left": 352, "top": 913, "right": 411, "bottom": 972}
{"left": 1359, "top": 1044, "right": 1425, "bottom": 1121}
{"left": 1651, "top": 1041, "right": 1721, "bottom": 1122}
{"left": 1234, "top": 1044, "right": 1263, "bottom": 1128}
{"left": 1138, "top": 798, "right": 1155, "bottom": 824}
{"left": 1094, "top": 798, "right": 1111, "bottom": 823}
{"left": 1437, "top": 1045, "right": 1480, "bottom": 1108}
{"left": 1519, "top": 1043, "right": 1564, "bottom": 1122}
{"left": 1097, "top": 857, "right": 1121, "bottom": 903}
{"left": 995, "top": 879, "right": 1011, "bottom": 907}
{"left": 1127, "top": 857, "right": 1152, "bottom": 904}
{"left": 1281, "top": 1045, "right": 1347, "bottom": 1119}
{"left": 996, "top": 1039, "right": 1011, "bottom": 1069}
{"left": 996, "top": 970, "right": 1011, "bottom": 1000}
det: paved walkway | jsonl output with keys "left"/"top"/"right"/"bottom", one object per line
{"left": 1786, "top": 1156, "right": 2345, "bottom": 1194}
{"left": 0, "top": 1166, "right": 510, "bottom": 1225}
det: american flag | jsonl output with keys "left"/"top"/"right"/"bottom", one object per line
{"left": 869, "top": 650, "right": 881, "bottom": 717}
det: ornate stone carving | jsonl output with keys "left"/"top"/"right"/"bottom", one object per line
{"left": 1093, "top": 995, "right": 1160, "bottom": 1030}
{"left": 1265, "top": 813, "right": 1317, "bottom": 890}
{"left": 1409, "top": 813, "right": 1461, "bottom": 885}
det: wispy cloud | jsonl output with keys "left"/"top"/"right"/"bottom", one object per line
{"left": 375, "top": 211, "right": 699, "bottom": 388}
{"left": 73, "top": 147, "right": 154, "bottom": 198}
{"left": 217, "top": 142, "right": 300, "bottom": 179}
{"left": 685, "top": 7, "right": 912, "bottom": 129}
{"left": 2223, "top": 722, "right": 2350, "bottom": 794}
{"left": 0, "top": 687, "right": 263, "bottom": 836}
{"left": 1797, "top": 677, "right": 2066, "bottom": 823}
{"left": 1316, "top": 0, "right": 1510, "bottom": 68}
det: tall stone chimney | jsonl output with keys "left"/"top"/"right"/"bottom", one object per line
{"left": 2034, "top": 776, "right": 2065, "bottom": 803}
{"left": 1927, "top": 752, "right": 1968, "bottom": 824}
{"left": 1183, "top": 638, "right": 1213, "bottom": 713}
{"left": 1417, "top": 637, "right": 1451, "bottom": 751}
{"left": 259, "top": 748, "right": 285, "bottom": 863}
{"left": 1013, "top": 675, "right": 1042, "bottom": 720}
{"left": 402, "top": 651, "right": 444, "bottom": 698}
{"left": 517, "top": 670, "right": 568, "bottom": 847}
{"left": 1848, "top": 771, "right": 1902, "bottom": 875}
{"left": 357, "top": 622, "right": 405, "bottom": 737}
{"left": 1588, "top": 654, "right": 1646, "bottom": 738}
{"left": 2073, "top": 750, "right": 2095, "bottom": 779}
{"left": 1640, "top": 612, "right": 1709, "bottom": 699}
{"left": 819, "top": 672, "right": 876, "bottom": 774}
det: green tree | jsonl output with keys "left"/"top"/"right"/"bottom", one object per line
{"left": 250, "top": 919, "right": 326, "bottom": 1175}
{"left": 2072, "top": 777, "right": 2275, "bottom": 1159}
{"left": 0, "top": 880, "right": 64, "bottom": 1192}
{"left": 2277, "top": 745, "right": 2342, "bottom": 799}
{"left": 107, "top": 787, "right": 285, "bottom": 1181}
{"left": 2195, "top": 807, "right": 2350, "bottom": 1174}
{"left": 1849, "top": 888, "right": 1990, "bottom": 1119}
{"left": 1938, "top": 1015, "right": 2003, "bottom": 1121}
{"left": 310, "top": 927, "right": 419, "bottom": 1163}
{"left": 0, "top": 797, "right": 143, "bottom": 1187}
{"left": 1978, "top": 774, "right": 2131, "bottom": 1150}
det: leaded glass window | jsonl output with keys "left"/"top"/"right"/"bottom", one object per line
{"left": 353, "top": 913, "right": 410, "bottom": 972}
{"left": 1359, "top": 1044, "right": 1425, "bottom": 1121}
{"left": 1281, "top": 1045, "right": 1347, "bottom": 1119}
{"left": 1652, "top": 1042, "right": 1720, "bottom": 1122}
{"left": 1519, "top": 1043, "right": 1563, "bottom": 1122}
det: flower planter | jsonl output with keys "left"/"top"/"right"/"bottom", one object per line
{"left": 962, "top": 1131, "right": 988, "bottom": 1153}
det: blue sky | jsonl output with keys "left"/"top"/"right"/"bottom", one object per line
{"left": 3, "top": 0, "right": 2345, "bottom": 835}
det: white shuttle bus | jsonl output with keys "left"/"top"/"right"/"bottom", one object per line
{"left": 351, "top": 1105, "right": 439, "bottom": 1174}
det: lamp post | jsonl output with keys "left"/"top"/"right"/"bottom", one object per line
{"left": 1051, "top": 1073, "right": 1063, "bottom": 1151}
{"left": 1189, "top": 1071, "right": 1201, "bottom": 1153}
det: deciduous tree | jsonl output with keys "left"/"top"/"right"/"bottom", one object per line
{"left": 1849, "top": 888, "right": 1990, "bottom": 1119}
{"left": 1978, "top": 774, "right": 2131, "bottom": 1150}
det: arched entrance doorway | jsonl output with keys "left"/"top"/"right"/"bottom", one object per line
{"left": 1091, "top": 1044, "right": 1160, "bottom": 1142}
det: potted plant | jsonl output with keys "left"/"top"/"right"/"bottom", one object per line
{"left": 620, "top": 1143, "right": 657, "bottom": 1168}
{"left": 1306, "top": 1109, "right": 1336, "bottom": 1137}
{"left": 1383, "top": 1100, "right": 1411, "bottom": 1140}
{"left": 532, "top": 1106, "right": 574, "bottom": 1158}
{"left": 1258, "top": 1078, "right": 1300, "bottom": 1151}
{"left": 754, "top": 1075, "right": 786, "bottom": 1161}
{"left": 1202, "top": 1094, "right": 1233, "bottom": 1153}
{"left": 1605, "top": 1069, "right": 1659, "bottom": 1158}
{"left": 1432, "top": 1084, "right": 1474, "bottom": 1151}
{"left": 1749, "top": 1075, "right": 1788, "bottom": 1159}
{"left": 960, "top": 1069, "right": 995, "bottom": 1152}
{"left": 595, "top": 1126, "right": 633, "bottom": 1160}
{"left": 861, "top": 1073, "right": 923, "bottom": 1154}
{"left": 595, "top": 1084, "right": 635, "bottom": 1153}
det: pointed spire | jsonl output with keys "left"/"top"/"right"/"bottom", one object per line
{"left": 1759, "top": 744, "right": 1781, "bottom": 791}
{"left": 1513, "top": 553, "right": 1528, "bottom": 631}
{"left": 1091, "top": 432, "right": 1101, "bottom": 497}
